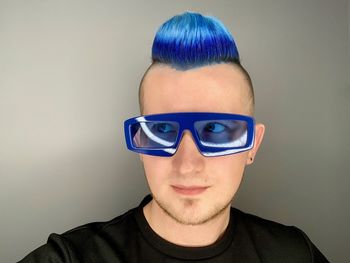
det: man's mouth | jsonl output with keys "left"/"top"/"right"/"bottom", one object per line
{"left": 171, "top": 185, "right": 209, "bottom": 195}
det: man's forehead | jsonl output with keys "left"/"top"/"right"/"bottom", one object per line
{"left": 142, "top": 64, "right": 250, "bottom": 99}
{"left": 143, "top": 63, "right": 247, "bottom": 84}
{"left": 140, "top": 63, "right": 253, "bottom": 115}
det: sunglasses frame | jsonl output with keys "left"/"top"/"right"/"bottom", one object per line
{"left": 124, "top": 112, "right": 255, "bottom": 157}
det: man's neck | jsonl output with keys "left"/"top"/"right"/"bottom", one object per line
{"left": 143, "top": 199, "right": 231, "bottom": 247}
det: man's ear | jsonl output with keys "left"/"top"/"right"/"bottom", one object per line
{"left": 246, "top": 123, "right": 265, "bottom": 165}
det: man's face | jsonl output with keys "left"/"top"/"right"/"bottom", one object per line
{"left": 140, "top": 63, "right": 263, "bottom": 225}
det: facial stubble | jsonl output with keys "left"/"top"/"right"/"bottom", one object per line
{"left": 151, "top": 192, "right": 235, "bottom": 226}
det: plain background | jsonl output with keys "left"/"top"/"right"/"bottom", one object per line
{"left": 0, "top": 0, "right": 349, "bottom": 262}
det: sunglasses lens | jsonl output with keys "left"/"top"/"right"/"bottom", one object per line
{"left": 194, "top": 120, "right": 248, "bottom": 148}
{"left": 130, "top": 121, "right": 179, "bottom": 148}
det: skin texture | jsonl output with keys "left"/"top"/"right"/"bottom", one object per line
{"left": 139, "top": 62, "right": 255, "bottom": 116}
{"left": 140, "top": 63, "right": 265, "bottom": 246}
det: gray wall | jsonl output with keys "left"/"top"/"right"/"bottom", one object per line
{"left": 0, "top": 1, "right": 348, "bottom": 262}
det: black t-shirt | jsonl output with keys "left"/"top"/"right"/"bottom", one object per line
{"left": 19, "top": 195, "right": 329, "bottom": 262}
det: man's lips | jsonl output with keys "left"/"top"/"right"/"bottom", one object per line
{"left": 171, "top": 185, "right": 209, "bottom": 195}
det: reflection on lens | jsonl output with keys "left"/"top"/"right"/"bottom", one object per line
{"left": 130, "top": 121, "right": 179, "bottom": 148}
{"left": 194, "top": 120, "right": 248, "bottom": 148}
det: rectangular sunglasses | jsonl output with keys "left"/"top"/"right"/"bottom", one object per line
{"left": 124, "top": 112, "right": 255, "bottom": 157}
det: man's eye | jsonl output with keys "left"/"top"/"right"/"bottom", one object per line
{"left": 204, "top": 123, "right": 226, "bottom": 133}
{"left": 155, "top": 123, "right": 175, "bottom": 133}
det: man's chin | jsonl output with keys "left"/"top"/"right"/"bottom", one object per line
{"left": 153, "top": 196, "right": 230, "bottom": 226}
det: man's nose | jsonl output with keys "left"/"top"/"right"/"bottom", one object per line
{"left": 171, "top": 130, "right": 205, "bottom": 175}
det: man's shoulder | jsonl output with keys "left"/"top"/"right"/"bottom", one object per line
{"left": 59, "top": 206, "right": 138, "bottom": 244}
{"left": 232, "top": 207, "right": 307, "bottom": 242}
{"left": 58, "top": 196, "right": 154, "bottom": 244}
{"left": 19, "top": 207, "right": 139, "bottom": 262}
{"left": 231, "top": 207, "right": 329, "bottom": 262}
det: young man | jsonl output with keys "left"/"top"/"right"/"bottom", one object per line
{"left": 20, "top": 12, "right": 329, "bottom": 262}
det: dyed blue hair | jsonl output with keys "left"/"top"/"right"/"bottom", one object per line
{"left": 152, "top": 12, "right": 240, "bottom": 70}
{"left": 139, "top": 12, "right": 254, "bottom": 115}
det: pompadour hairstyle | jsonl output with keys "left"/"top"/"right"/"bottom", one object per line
{"left": 139, "top": 11, "right": 254, "bottom": 114}
{"left": 152, "top": 12, "right": 240, "bottom": 69}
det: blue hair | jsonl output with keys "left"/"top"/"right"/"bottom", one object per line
{"left": 152, "top": 12, "right": 240, "bottom": 70}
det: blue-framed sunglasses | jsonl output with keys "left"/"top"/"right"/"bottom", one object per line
{"left": 124, "top": 112, "right": 255, "bottom": 157}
